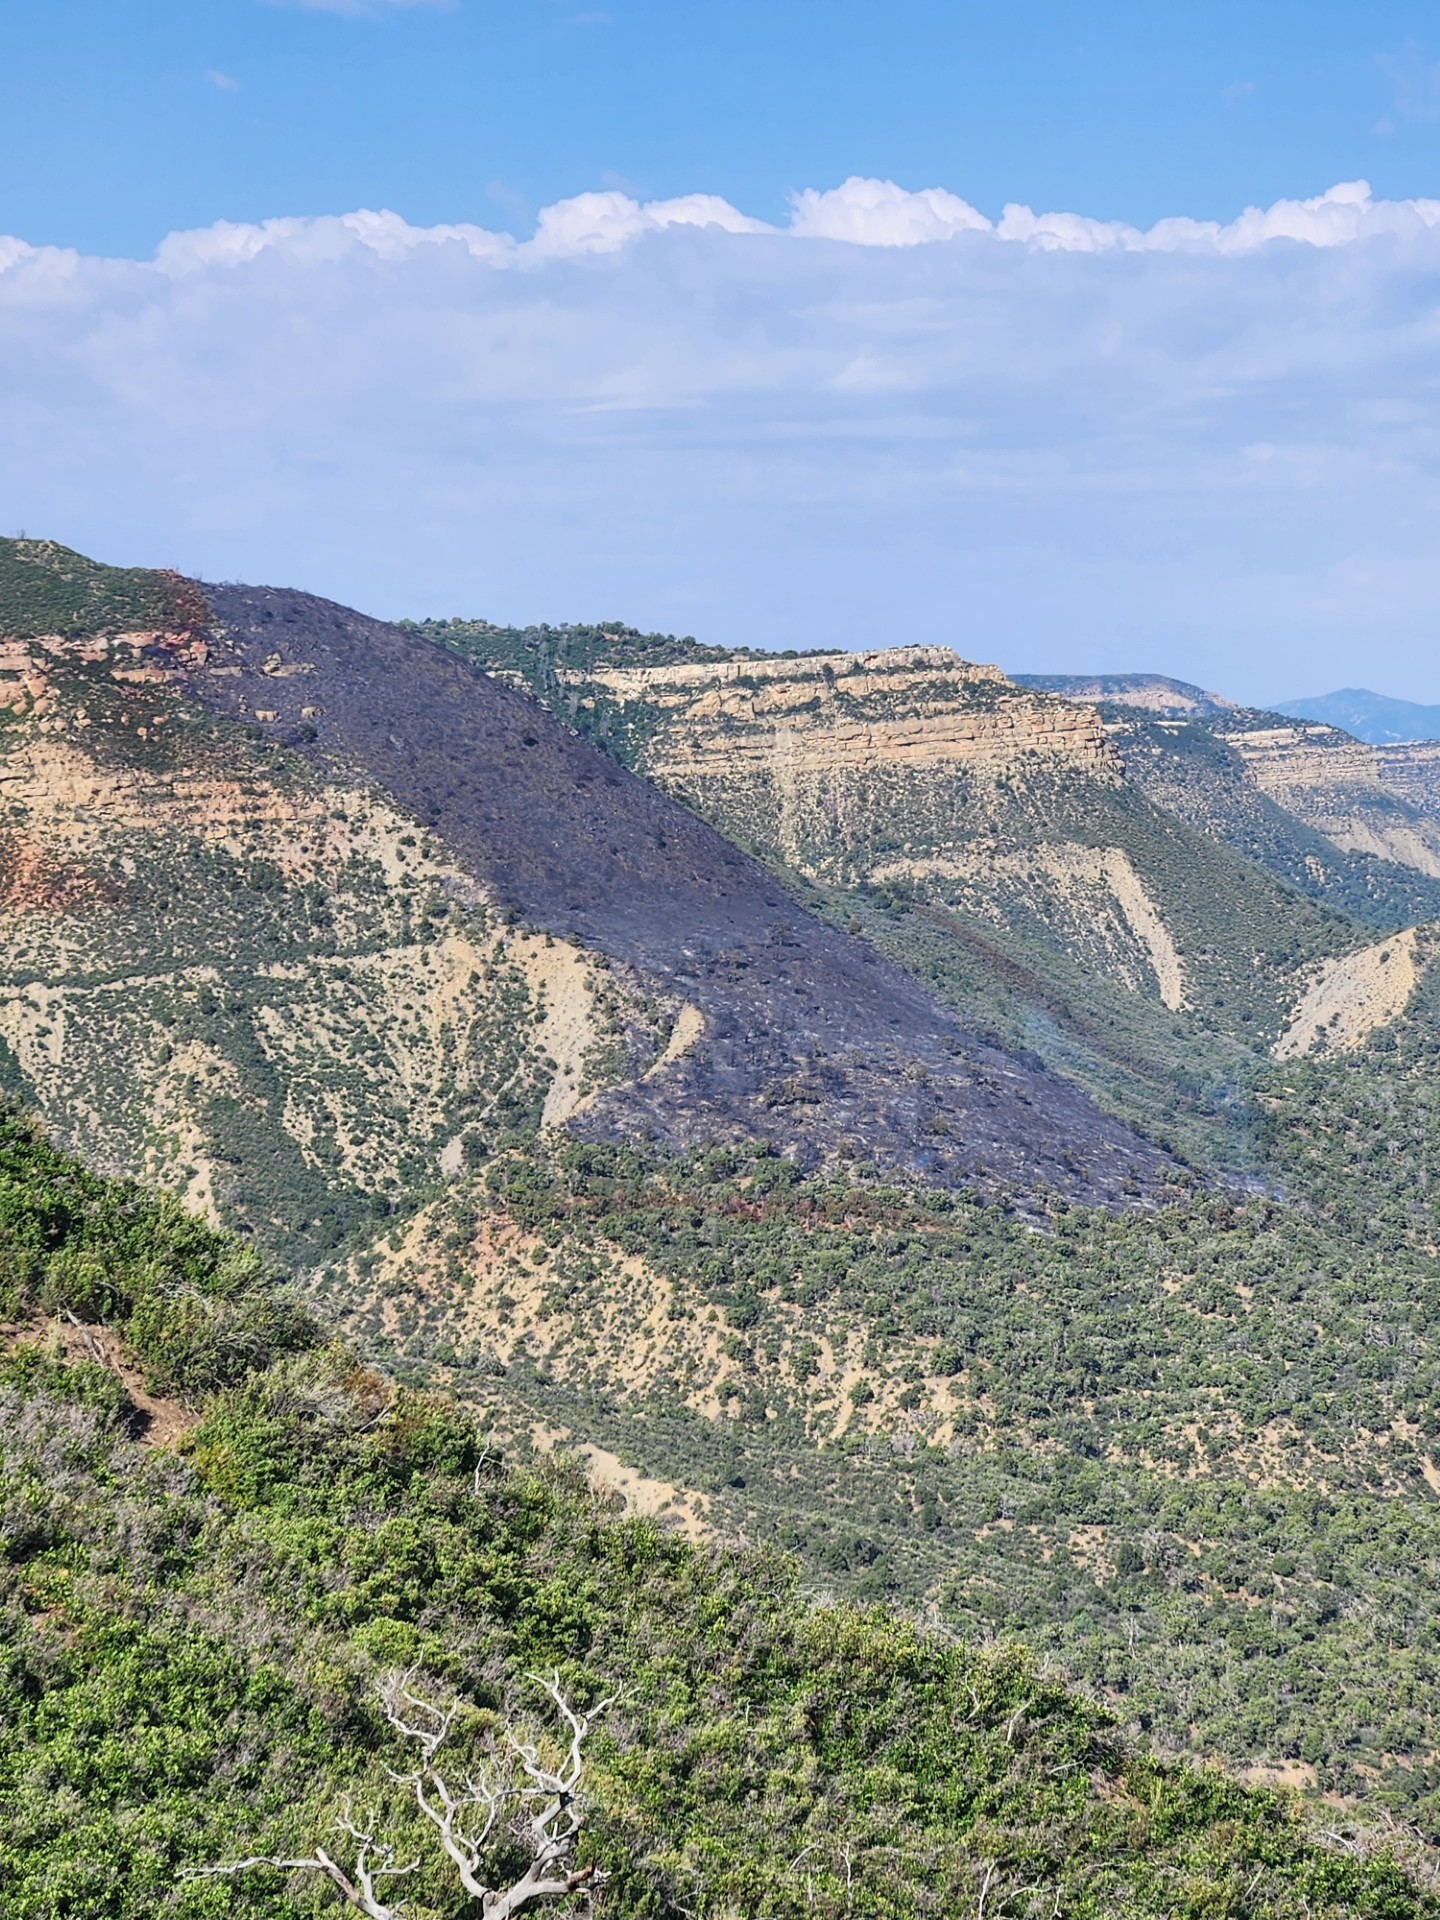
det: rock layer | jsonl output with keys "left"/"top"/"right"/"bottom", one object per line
{"left": 1225, "top": 721, "right": 1440, "bottom": 879}
{"left": 184, "top": 586, "right": 1176, "bottom": 1203}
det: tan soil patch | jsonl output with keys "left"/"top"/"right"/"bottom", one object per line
{"left": 1274, "top": 928, "right": 1418, "bottom": 1059}
{"left": 529, "top": 1423, "right": 712, "bottom": 1539}
{"left": 3, "top": 1318, "right": 198, "bottom": 1446}
{"left": 1241, "top": 1760, "right": 1319, "bottom": 1792}
{"left": 643, "top": 1002, "right": 705, "bottom": 1081}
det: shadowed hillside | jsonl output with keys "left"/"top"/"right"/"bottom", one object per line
{"left": 424, "top": 620, "right": 1398, "bottom": 1167}
{"left": 0, "top": 537, "right": 1181, "bottom": 1219}
{"left": 196, "top": 584, "right": 1175, "bottom": 1203}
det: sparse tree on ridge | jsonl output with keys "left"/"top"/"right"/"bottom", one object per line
{"left": 187, "top": 1669, "right": 616, "bottom": 1919}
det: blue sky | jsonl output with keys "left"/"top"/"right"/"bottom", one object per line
{"left": 4, "top": 2, "right": 1440, "bottom": 700}
{"left": 8, "top": 1, "right": 1440, "bottom": 254}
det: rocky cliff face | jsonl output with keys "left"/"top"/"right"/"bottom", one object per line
{"left": 583, "top": 647, "right": 1116, "bottom": 773}
{"left": 1222, "top": 718, "right": 1440, "bottom": 879}
{"left": 575, "top": 646, "right": 1120, "bottom": 878}
{"left": 1375, "top": 740, "right": 1440, "bottom": 819}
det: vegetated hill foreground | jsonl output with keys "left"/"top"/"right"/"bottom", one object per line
{"left": 2, "top": 1106, "right": 1437, "bottom": 1919}
{"left": 8, "top": 539, "right": 1440, "bottom": 1897}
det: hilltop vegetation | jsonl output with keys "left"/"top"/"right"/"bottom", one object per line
{"left": 0, "top": 1103, "right": 314, "bottom": 1398}
{"left": 6, "top": 1110, "right": 1429, "bottom": 1919}
{"left": 0, "top": 536, "right": 202, "bottom": 639}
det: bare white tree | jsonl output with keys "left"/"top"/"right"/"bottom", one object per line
{"left": 187, "top": 1669, "right": 617, "bottom": 1920}
{"left": 185, "top": 1807, "right": 418, "bottom": 1919}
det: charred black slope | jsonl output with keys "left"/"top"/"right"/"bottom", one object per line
{"left": 196, "top": 584, "right": 1175, "bottom": 1204}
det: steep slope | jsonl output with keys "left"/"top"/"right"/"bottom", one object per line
{"left": 189, "top": 583, "right": 1176, "bottom": 1202}
{"left": 1017, "top": 667, "right": 1440, "bottom": 927}
{"left": 426, "top": 620, "right": 1378, "bottom": 1163}
{"left": 1273, "top": 925, "right": 1422, "bottom": 1060}
{"left": 430, "top": 626, "right": 1359, "bottom": 1034}
{"left": 0, "top": 539, "right": 1177, "bottom": 1220}
{"left": 17, "top": 549, "right": 1440, "bottom": 1847}
{"left": 0, "top": 619, "right": 651, "bottom": 1260}
{"left": 317, "top": 1010, "right": 1440, "bottom": 1830}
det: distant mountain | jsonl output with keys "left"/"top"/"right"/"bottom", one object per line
{"left": 1012, "top": 671, "right": 1234, "bottom": 717}
{"left": 1276, "top": 686, "right": 1440, "bottom": 744}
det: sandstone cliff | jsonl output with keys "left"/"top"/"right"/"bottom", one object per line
{"left": 1223, "top": 719, "right": 1440, "bottom": 879}
{"left": 1376, "top": 740, "right": 1440, "bottom": 820}
{"left": 576, "top": 646, "right": 1119, "bottom": 875}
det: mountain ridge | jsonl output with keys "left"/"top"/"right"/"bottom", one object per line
{"left": 1277, "top": 686, "right": 1440, "bottom": 744}
{"left": 15, "top": 540, "right": 1440, "bottom": 1851}
{"left": 0, "top": 538, "right": 1183, "bottom": 1217}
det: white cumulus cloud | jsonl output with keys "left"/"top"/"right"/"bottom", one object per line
{"left": 525, "top": 191, "right": 771, "bottom": 259}
{"left": 789, "top": 177, "right": 991, "bottom": 245}
{"left": 4, "top": 177, "right": 1440, "bottom": 702}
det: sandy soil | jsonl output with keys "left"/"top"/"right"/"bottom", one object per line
{"left": 1274, "top": 928, "right": 1418, "bottom": 1059}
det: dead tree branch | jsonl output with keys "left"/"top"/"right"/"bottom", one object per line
{"left": 184, "top": 1805, "right": 419, "bottom": 1918}
{"left": 187, "top": 1671, "right": 617, "bottom": 1920}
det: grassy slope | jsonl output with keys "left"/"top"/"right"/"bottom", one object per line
{"left": 0, "top": 536, "right": 204, "bottom": 637}
{"left": 0, "top": 1108, "right": 1432, "bottom": 1920}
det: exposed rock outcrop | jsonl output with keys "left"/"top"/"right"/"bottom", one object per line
{"left": 1225, "top": 720, "right": 1440, "bottom": 879}
{"left": 570, "top": 645, "right": 1121, "bottom": 883}
{"left": 1376, "top": 741, "right": 1440, "bottom": 820}
{"left": 181, "top": 586, "right": 1176, "bottom": 1204}
{"left": 1274, "top": 928, "right": 1420, "bottom": 1059}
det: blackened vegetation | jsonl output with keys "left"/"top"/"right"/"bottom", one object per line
{"left": 195, "top": 584, "right": 1179, "bottom": 1207}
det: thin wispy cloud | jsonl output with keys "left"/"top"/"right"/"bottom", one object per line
{"left": 3, "top": 177, "right": 1440, "bottom": 700}
{"left": 1377, "top": 40, "right": 1440, "bottom": 125}
{"left": 262, "top": 0, "right": 452, "bottom": 16}
{"left": 205, "top": 69, "right": 241, "bottom": 91}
